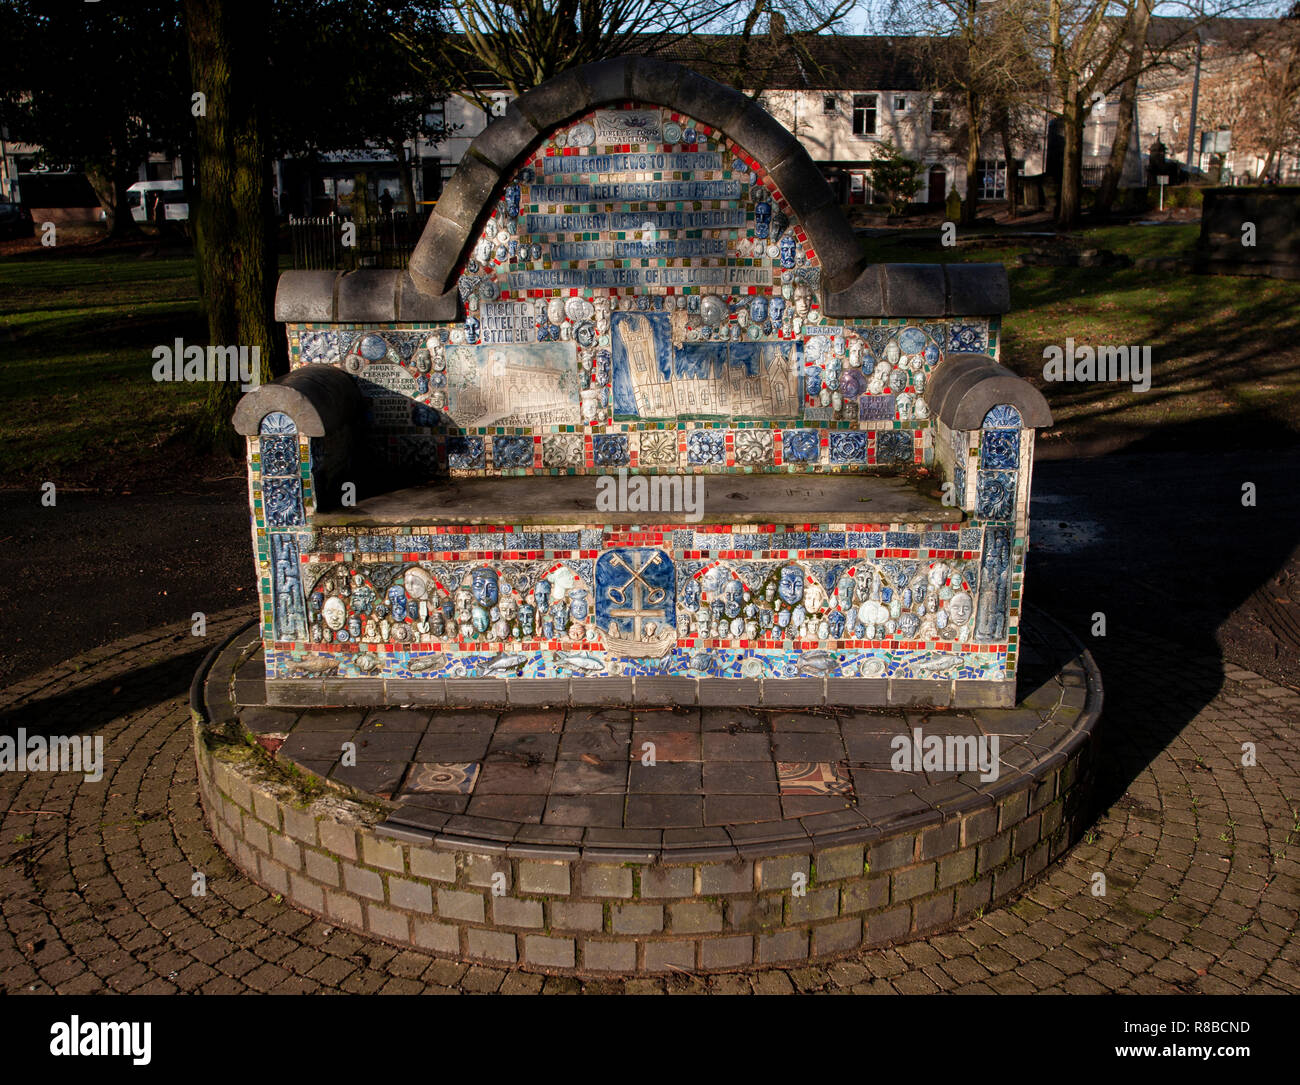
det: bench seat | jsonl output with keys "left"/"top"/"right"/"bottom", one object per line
{"left": 314, "top": 472, "right": 958, "bottom": 528}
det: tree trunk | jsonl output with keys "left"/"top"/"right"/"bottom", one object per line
{"left": 1096, "top": 0, "right": 1152, "bottom": 216}
{"left": 1000, "top": 124, "right": 1018, "bottom": 217}
{"left": 86, "top": 163, "right": 142, "bottom": 238}
{"left": 1057, "top": 95, "right": 1085, "bottom": 228}
{"left": 962, "top": 87, "right": 981, "bottom": 225}
{"left": 183, "top": 0, "right": 280, "bottom": 453}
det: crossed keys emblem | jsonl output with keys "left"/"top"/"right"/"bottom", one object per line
{"left": 604, "top": 550, "right": 668, "bottom": 639}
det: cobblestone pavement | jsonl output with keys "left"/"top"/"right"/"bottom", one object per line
{"left": 1, "top": 609, "right": 1297, "bottom": 995}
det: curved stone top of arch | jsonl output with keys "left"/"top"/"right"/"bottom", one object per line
{"left": 925, "top": 352, "right": 1053, "bottom": 430}
{"left": 407, "top": 55, "right": 864, "bottom": 300}
{"left": 232, "top": 362, "right": 365, "bottom": 437}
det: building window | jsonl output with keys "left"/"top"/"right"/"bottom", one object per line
{"left": 894, "top": 96, "right": 909, "bottom": 112}
{"left": 976, "top": 159, "right": 1008, "bottom": 200}
{"left": 422, "top": 101, "right": 446, "bottom": 132}
{"left": 931, "top": 98, "right": 950, "bottom": 132}
{"left": 852, "top": 95, "right": 878, "bottom": 136}
{"left": 823, "top": 95, "right": 839, "bottom": 114}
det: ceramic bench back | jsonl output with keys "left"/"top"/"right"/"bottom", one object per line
{"left": 283, "top": 101, "right": 999, "bottom": 480}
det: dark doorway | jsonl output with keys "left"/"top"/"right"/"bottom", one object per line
{"left": 927, "top": 165, "right": 947, "bottom": 206}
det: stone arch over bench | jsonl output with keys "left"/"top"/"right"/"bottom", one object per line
{"left": 409, "top": 57, "right": 863, "bottom": 301}
{"left": 273, "top": 56, "right": 1013, "bottom": 324}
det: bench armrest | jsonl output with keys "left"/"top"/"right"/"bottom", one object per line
{"left": 233, "top": 365, "right": 367, "bottom": 513}
{"left": 924, "top": 352, "right": 1052, "bottom": 431}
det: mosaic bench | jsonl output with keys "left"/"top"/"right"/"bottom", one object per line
{"left": 232, "top": 56, "right": 1050, "bottom": 711}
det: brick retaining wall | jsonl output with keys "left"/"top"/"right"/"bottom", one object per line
{"left": 192, "top": 705, "right": 1097, "bottom": 974}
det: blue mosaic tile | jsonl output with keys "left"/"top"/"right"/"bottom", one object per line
{"left": 828, "top": 431, "right": 867, "bottom": 464}
{"left": 808, "top": 532, "right": 847, "bottom": 548}
{"left": 270, "top": 535, "right": 307, "bottom": 639}
{"left": 953, "top": 464, "right": 967, "bottom": 509}
{"left": 262, "top": 478, "right": 304, "bottom": 528}
{"left": 259, "top": 435, "right": 299, "bottom": 477}
{"left": 949, "top": 323, "right": 988, "bottom": 353}
{"left": 782, "top": 429, "right": 820, "bottom": 463}
{"left": 580, "top": 530, "right": 603, "bottom": 549}
{"left": 772, "top": 533, "right": 809, "bottom": 550}
{"left": 593, "top": 434, "right": 629, "bottom": 466}
{"left": 544, "top": 532, "right": 581, "bottom": 550}
{"left": 983, "top": 404, "right": 1022, "bottom": 429}
{"left": 493, "top": 434, "right": 534, "bottom": 469}
{"left": 898, "top": 326, "right": 927, "bottom": 354}
{"left": 395, "top": 535, "right": 432, "bottom": 551}
{"left": 885, "top": 532, "right": 920, "bottom": 548}
{"left": 359, "top": 535, "right": 395, "bottom": 553}
{"left": 981, "top": 429, "right": 1019, "bottom": 469}
{"left": 259, "top": 411, "right": 297, "bottom": 435}
{"left": 974, "top": 526, "right": 1012, "bottom": 641}
{"left": 298, "top": 331, "right": 339, "bottom": 366}
{"left": 875, "top": 430, "right": 913, "bottom": 464}
{"left": 976, "top": 470, "right": 1016, "bottom": 520}
{"left": 847, "top": 532, "right": 885, "bottom": 548}
{"left": 595, "top": 548, "right": 676, "bottom": 639}
{"left": 505, "top": 532, "right": 544, "bottom": 550}
{"left": 730, "top": 533, "right": 768, "bottom": 550}
{"left": 686, "top": 430, "right": 725, "bottom": 465}
{"left": 923, "top": 531, "right": 960, "bottom": 548}
{"left": 672, "top": 529, "right": 694, "bottom": 548}
{"left": 438, "top": 535, "right": 469, "bottom": 552}
{"left": 448, "top": 436, "right": 485, "bottom": 470}
{"left": 960, "top": 527, "right": 982, "bottom": 549}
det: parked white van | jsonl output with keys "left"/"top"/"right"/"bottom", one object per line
{"left": 126, "top": 179, "right": 189, "bottom": 222}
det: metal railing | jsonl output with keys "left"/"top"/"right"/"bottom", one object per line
{"left": 288, "top": 209, "right": 432, "bottom": 270}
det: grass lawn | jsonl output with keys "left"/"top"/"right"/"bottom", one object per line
{"left": 0, "top": 245, "right": 213, "bottom": 489}
{"left": 2, "top": 223, "right": 1297, "bottom": 490}
{"left": 863, "top": 224, "right": 1300, "bottom": 456}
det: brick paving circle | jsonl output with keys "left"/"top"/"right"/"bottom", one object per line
{"left": 1, "top": 609, "right": 1297, "bottom": 994}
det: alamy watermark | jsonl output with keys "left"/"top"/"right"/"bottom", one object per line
{"left": 50, "top": 1017, "right": 151, "bottom": 1066}
{"left": 595, "top": 468, "right": 704, "bottom": 523}
{"left": 0, "top": 729, "right": 103, "bottom": 782}
{"left": 890, "top": 727, "right": 1000, "bottom": 782}
{"left": 1042, "top": 337, "right": 1151, "bottom": 393}
{"left": 151, "top": 338, "right": 261, "bottom": 391}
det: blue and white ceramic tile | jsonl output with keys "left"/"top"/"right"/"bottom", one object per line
{"left": 686, "top": 429, "right": 725, "bottom": 465}
{"left": 262, "top": 478, "right": 305, "bottom": 527}
{"left": 829, "top": 431, "right": 867, "bottom": 464}
{"left": 593, "top": 434, "right": 630, "bottom": 467}
{"left": 976, "top": 470, "right": 1016, "bottom": 521}
{"left": 981, "top": 429, "right": 1019, "bottom": 470}
{"left": 982, "top": 403, "right": 1022, "bottom": 429}
{"left": 448, "top": 436, "right": 486, "bottom": 470}
{"left": 782, "top": 429, "right": 819, "bottom": 463}
{"left": 259, "top": 411, "right": 297, "bottom": 435}
{"left": 493, "top": 434, "right": 534, "bottom": 469}
{"left": 259, "top": 435, "right": 299, "bottom": 478}
{"left": 875, "top": 430, "right": 913, "bottom": 464}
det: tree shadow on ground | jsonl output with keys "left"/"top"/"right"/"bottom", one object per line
{"left": 1028, "top": 410, "right": 1300, "bottom": 816}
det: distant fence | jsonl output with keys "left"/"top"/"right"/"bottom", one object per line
{"left": 288, "top": 209, "right": 432, "bottom": 270}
